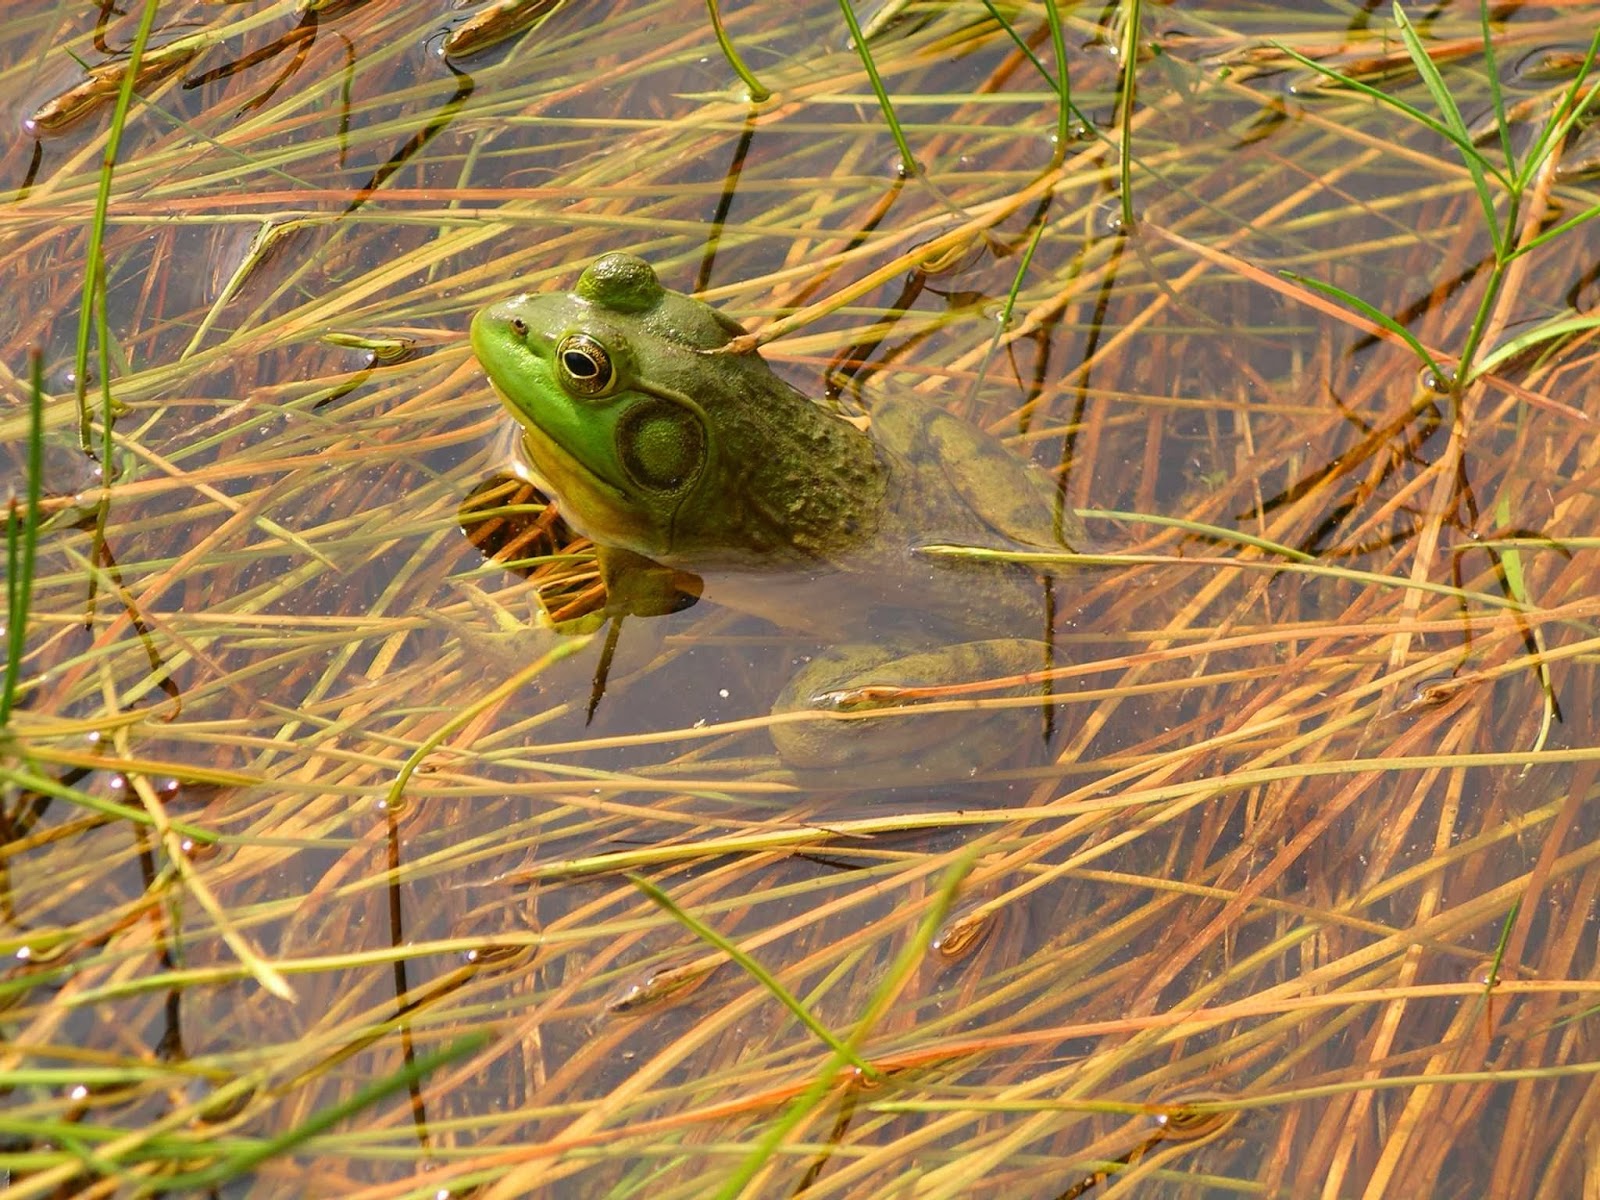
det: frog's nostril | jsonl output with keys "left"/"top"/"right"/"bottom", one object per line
{"left": 510, "top": 316, "right": 528, "bottom": 337}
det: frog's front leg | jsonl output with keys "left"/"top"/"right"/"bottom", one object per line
{"left": 596, "top": 545, "right": 701, "bottom": 618}
{"left": 568, "top": 546, "right": 703, "bottom": 721}
{"left": 770, "top": 638, "right": 1056, "bottom": 778}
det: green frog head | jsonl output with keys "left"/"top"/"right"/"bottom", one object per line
{"left": 469, "top": 252, "right": 886, "bottom": 571}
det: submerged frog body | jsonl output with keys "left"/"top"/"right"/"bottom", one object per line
{"left": 470, "top": 253, "right": 1085, "bottom": 776}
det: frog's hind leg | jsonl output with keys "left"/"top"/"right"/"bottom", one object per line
{"left": 769, "top": 639, "right": 1057, "bottom": 780}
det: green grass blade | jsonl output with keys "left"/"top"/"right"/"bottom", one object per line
{"left": 1389, "top": 3, "right": 1476, "bottom": 149}
{"left": 139, "top": 1035, "right": 489, "bottom": 1194}
{"left": 629, "top": 874, "right": 878, "bottom": 1077}
{"left": 705, "top": 0, "right": 770, "bottom": 102}
{"left": 981, "top": 0, "right": 1096, "bottom": 143}
{"left": 1282, "top": 269, "right": 1447, "bottom": 380}
{"left": 1270, "top": 40, "right": 1511, "bottom": 192}
{"left": 1090, "top": 509, "right": 1320, "bottom": 562}
{"left": 1492, "top": 494, "right": 1558, "bottom": 767}
{"left": 1503, "top": 199, "right": 1600, "bottom": 264}
{"left": 1391, "top": 2, "right": 1505, "bottom": 256}
{"left": 0, "top": 765, "right": 216, "bottom": 840}
{"left": 1477, "top": 0, "right": 1514, "bottom": 174}
{"left": 1, "top": 351, "right": 45, "bottom": 728}
{"left": 714, "top": 846, "right": 978, "bottom": 1199}
{"left": 837, "top": 0, "right": 918, "bottom": 176}
{"left": 1482, "top": 899, "right": 1520, "bottom": 993}
{"left": 1511, "top": 27, "right": 1600, "bottom": 190}
{"left": 74, "top": 0, "right": 161, "bottom": 453}
{"left": 1118, "top": 0, "right": 1141, "bottom": 229}
{"left": 1471, "top": 313, "right": 1600, "bottom": 379}
{"left": 1045, "top": 0, "right": 1070, "bottom": 164}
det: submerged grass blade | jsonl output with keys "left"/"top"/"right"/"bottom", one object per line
{"left": 1118, "top": 0, "right": 1141, "bottom": 229}
{"left": 1482, "top": 899, "right": 1520, "bottom": 994}
{"left": 0, "top": 764, "right": 213, "bottom": 840}
{"left": 917, "top": 544, "right": 1563, "bottom": 618}
{"left": 1492, "top": 494, "right": 1559, "bottom": 767}
{"left": 837, "top": 0, "right": 917, "bottom": 176}
{"left": 386, "top": 632, "right": 594, "bottom": 809}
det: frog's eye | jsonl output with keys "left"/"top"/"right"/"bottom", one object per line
{"left": 555, "top": 333, "right": 615, "bottom": 397}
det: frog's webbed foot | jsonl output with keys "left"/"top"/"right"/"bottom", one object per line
{"left": 770, "top": 639, "right": 1057, "bottom": 778}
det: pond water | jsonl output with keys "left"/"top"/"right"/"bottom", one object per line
{"left": 2, "top": 1, "right": 1600, "bottom": 1197}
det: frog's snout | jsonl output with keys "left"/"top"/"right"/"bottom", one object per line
{"left": 470, "top": 297, "right": 541, "bottom": 366}
{"left": 472, "top": 297, "right": 521, "bottom": 337}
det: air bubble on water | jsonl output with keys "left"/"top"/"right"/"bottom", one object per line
{"left": 889, "top": 155, "right": 919, "bottom": 180}
{"left": 1094, "top": 196, "right": 1133, "bottom": 237}
{"left": 1419, "top": 365, "right": 1454, "bottom": 395}
{"left": 179, "top": 835, "right": 218, "bottom": 862}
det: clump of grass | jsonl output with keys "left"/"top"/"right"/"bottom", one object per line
{"left": 1279, "top": 2, "right": 1600, "bottom": 394}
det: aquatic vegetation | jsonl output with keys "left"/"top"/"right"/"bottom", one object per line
{"left": 1, "top": 1, "right": 1599, "bottom": 1196}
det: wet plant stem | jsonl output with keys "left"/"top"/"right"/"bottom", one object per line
{"left": 705, "top": 0, "right": 769, "bottom": 102}
{"left": 1118, "top": 0, "right": 1140, "bottom": 229}
{"left": 982, "top": 0, "right": 1086, "bottom": 168}
{"left": 1452, "top": 226, "right": 1515, "bottom": 393}
{"left": 1044, "top": 0, "right": 1070, "bottom": 166}
{"left": 837, "top": 0, "right": 915, "bottom": 175}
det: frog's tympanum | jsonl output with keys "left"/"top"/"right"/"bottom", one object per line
{"left": 470, "top": 253, "right": 1086, "bottom": 778}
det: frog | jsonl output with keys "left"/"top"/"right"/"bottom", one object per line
{"left": 469, "top": 252, "right": 1087, "bottom": 778}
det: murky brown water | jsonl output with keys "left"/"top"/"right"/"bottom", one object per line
{"left": 3, "top": 1, "right": 1600, "bottom": 1197}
